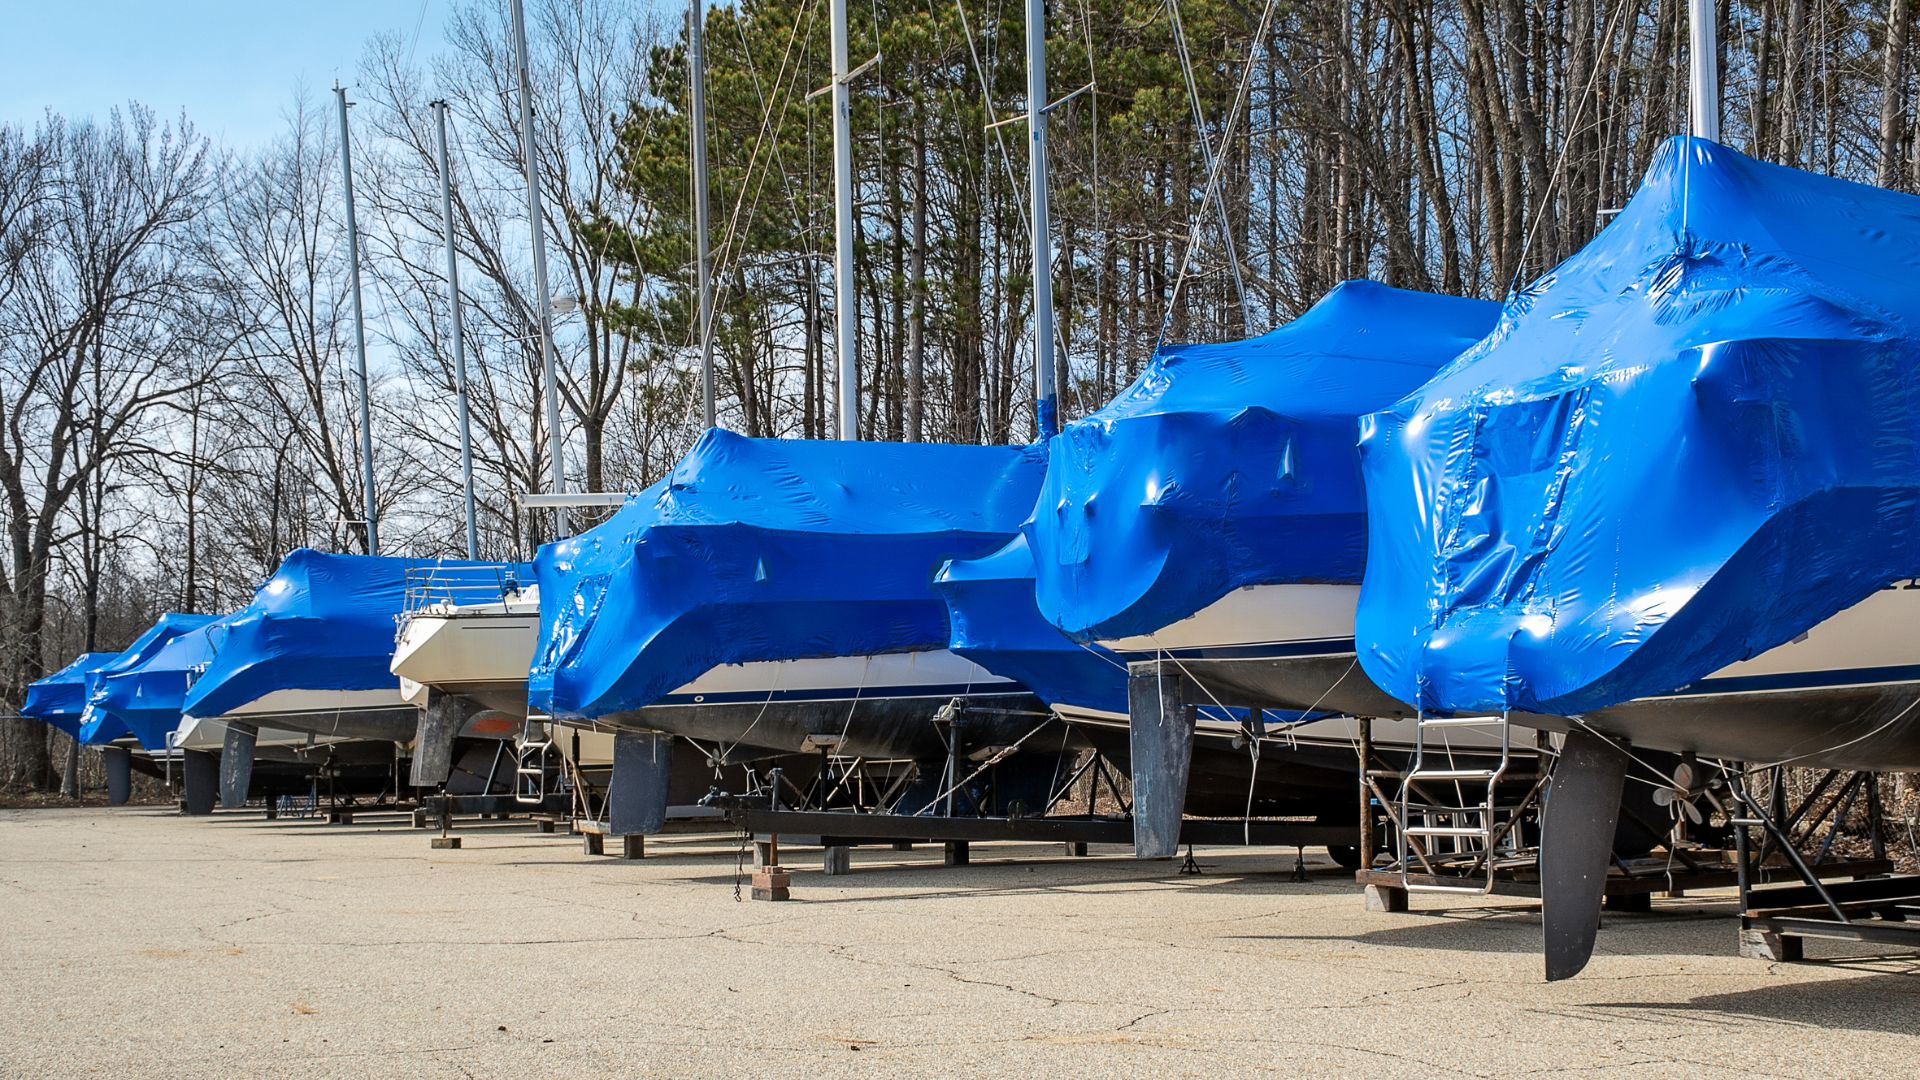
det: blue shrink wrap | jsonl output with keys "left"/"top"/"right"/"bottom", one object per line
{"left": 935, "top": 535, "right": 1130, "bottom": 716}
{"left": 94, "top": 621, "right": 219, "bottom": 750}
{"left": 529, "top": 430, "right": 1047, "bottom": 720}
{"left": 22, "top": 652, "right": 119, "bottom": 737}
{"left": 77, "top": 614, "right": 217, "bottom": 747}
{"left": 183, "top": 549, "right": 523, "bottom": 720}
{"left": 1028, "top": 280, "right": 1499, "bottom": 643}
{"left": 1357, "top": 137, "right": 1920, "bottom": 717}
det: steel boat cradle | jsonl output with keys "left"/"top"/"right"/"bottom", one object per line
{"left": 392, "top": 576, "right": 762, "bottom": 825}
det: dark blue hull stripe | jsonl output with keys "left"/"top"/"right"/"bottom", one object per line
{"left": 1110, "top": 645, "right": 1920, "bottom": 704}
{"left": 1140, "top": 638, "right": 1358, "bottom": 663}
{"left": 1667, "top": 664, "right": 1920, "bottom": 698}
{"left": 652, "top": 683, "right": 1031, "bottom": 707}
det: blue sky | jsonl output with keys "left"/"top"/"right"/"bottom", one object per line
{"left": 2, "top": 2, "right": 450, "bottom": 148}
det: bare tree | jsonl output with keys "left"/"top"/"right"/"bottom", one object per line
{"left": 356, "top": 0, "right": 675, "bottom": 527}
{"left": 202, "top": 99, "right": 384, "bottom": 559}
{"left": 0, "top": 106, "right": 215, "bottom": 788}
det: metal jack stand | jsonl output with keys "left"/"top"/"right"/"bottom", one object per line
{"left": 430, "top": 796, "right": 461, "bottom": 850}
{"left": 1178, "top": 843, "right": 1203, "bottom": 875}
{"left": 1288, "top": 848, "right": 1310, "bottom": 883}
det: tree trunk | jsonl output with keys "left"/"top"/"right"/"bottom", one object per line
{"left": 1879, "top": 0, "right": 1912, "bottom": 188}
{"left": 907, "top": 124, "right": 927, "bottom": 443}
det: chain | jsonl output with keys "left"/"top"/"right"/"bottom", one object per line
{"left": 733, "top": 821, "right": 751, "bottom": 903}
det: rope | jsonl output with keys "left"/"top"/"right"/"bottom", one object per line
{"left": 910, "top": 713, "right": 1058, "bottom": 815}
{"left": 829, "top": 654, "right": 877, "bottom": 752}
{"left": 718, "top": 660, "right": 788, "bottom": 762}
{"left": 1723, "top": 692, "right": 1920, "bottom": 775}
{"left": 1241, "top": 713, "right": 1260, "bottom": 845}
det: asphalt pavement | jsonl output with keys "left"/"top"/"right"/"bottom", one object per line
{"left": 1, "top": 807, "right": 1914, "bottom": 1077}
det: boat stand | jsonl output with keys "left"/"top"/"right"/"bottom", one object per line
{"left": 1358, "top": 750, "right": 1899, "bottom": 932}
{"left": 294, "top": 745, "right": 420, "bottom": 823}
{"left": 1731, "top": 767, "right": 1919, "bottom": 962}
{"left": 723, "top": 741, "right": 1355, "bottom": 898}
{"left": 730, "top": 807, "right": 1351, "bottom": 892}
{"left": 1358, "top": 848, "right": 1893, "bottom": 914}
{"left": 415, "top": 741, "right": 564, "bottom": 849}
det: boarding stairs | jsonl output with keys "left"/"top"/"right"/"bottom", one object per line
{"left": 514, "top": 715, "right": 554, "bottom": 805}
{"left": 1390, "top": 712, "right": 1538, "bottom": 894}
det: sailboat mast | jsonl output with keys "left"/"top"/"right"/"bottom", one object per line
{"left": 831, "top": 0, "right": 858, "bottom": 439}
{"left": 1688, "top": 0, "right": 1720, "bottom": 141}
{"left": 510, "top": 0, "right": 569, "bottom": 536}
{"left": 1025, "top": 0, "right": 1059, "bottom": 439}
{"left": 432, "top": 101, "right": 480, "bottom": 560}
{"left": 689, "top": 0, "right": 717, "bottom": 430}
{"left": 334, "top": 84, "right": 380, "bottom": 556}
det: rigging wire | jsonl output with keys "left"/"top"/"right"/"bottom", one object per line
{"left": 1071, "top": 0, "right": 1107, "bottom": 402}
{"left": 1507, "top": 0, "right": 1635, "bottom": 297}
{"left": 706, "top": 0, "right": 821, "bottom": 316}
{"left": 951, "top": 0, "right": 1033, "bottom": 241}
{"left": 1155, "top": 0, "right": 1280, "bottom": 354}
{"left": 1165, "top": 0, "right": 1250, "bottom": 330}
{"left": 406, "top": 0, "right": 433, "bottom": 69}
{"left": 667, "top": 0, "right": 821, "bottom": 431}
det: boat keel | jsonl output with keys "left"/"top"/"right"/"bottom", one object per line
{"left": 609, "top": 730, "right": 674, "bottom": 836}
{"left": 410, "top": 691, "right": 477, "bottom": 787}
{"left": 181, "top": 748, "right": 218, "bottom": 816}
{"left": 1541, "top": 727, "right": 1629, "bottom": 981}
{"left": 219, "top": 722, "right": 258, "bottom": 809}
{"left": 103, "top": 745, "right": 132, "bottom": 806}
{"left": 1128, "top": 664, "right": 1195, "bottom": 859}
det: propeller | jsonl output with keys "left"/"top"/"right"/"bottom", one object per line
{"left": 1648, "top": 756, "right": 1725, "bottom": 828}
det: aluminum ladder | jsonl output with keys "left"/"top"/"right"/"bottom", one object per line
{"left": 1397, "top": 712, "right": 1517, "bottom": 894}
{"left": 514, "top": 715, "right": 554, "bottom": 805}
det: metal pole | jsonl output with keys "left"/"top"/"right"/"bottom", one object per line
{"left": 689, "top": 0, "right": 717, "bottom": 430}
{"left": 1025, "top": 0, "right": 1059, "bottom": 439}
{"left": 830, "top": 0, "right": 858, "bottom": 440}
{"left": 432, "top": 101, "right": 480, "bottom": 560}
{"left": 1688, "top": 0, "right": 1720, "bottom": 142}
{"left": 1358, "top": 716, "right": 1375, "bottom": 868}
{"left": 510, "top": 0, "right": 569, "bottom": 536}
{"left": 335, "top": 85, "right": 379, "bottom": 556}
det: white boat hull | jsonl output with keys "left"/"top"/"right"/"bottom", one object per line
{"left": 173, "top": 715, "right": 350, "bottom": 752}
{"left": 1097, "top": 583, "right": 1359, "bottom": 655}
{"left": 1079, "top": 583, "right": 1501, "bottom": 750}
{"left": 391, "top": 598, "right": 540, "bottom": 714}
{"left": 594, "top": 649, "right": 1046, "bottom": 762}
{"left": 1154, "top": 584, "right": 1920, "bottom": 769}
{"left": 657, "top": 649, "right": 1019, "bottom": 706}
{"left": 187, "top": 687, "right": 422, "bottom": 743}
